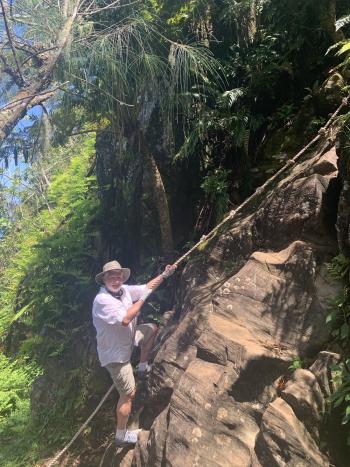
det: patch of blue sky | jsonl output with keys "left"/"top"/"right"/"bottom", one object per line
{"left": 0, "top": 106, "right": 42, "bottom": 193}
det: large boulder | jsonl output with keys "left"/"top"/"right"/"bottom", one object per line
{"left": 255, "top": 397, "right": 328, "bottom": 467}
{"left": 116, "top": 142, "right": 341, "bottom": 466}
{"left": 280, "top": 369, "right": 324, "bottom": 439}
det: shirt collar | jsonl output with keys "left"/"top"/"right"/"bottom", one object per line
{"left": 100, "top": 286, "right": 124, "bottom": 299}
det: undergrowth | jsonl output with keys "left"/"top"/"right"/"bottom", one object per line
{"left": 326, "top": 254, "right": 350, "bottom": 445}
{"left": 0, "top": 135, "right": 99, "bottom": 466}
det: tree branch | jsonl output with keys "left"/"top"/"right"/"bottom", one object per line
{"left": 0, "top": 0, "right": 25, "bottom": 85}
{"left": 0, "top": 82, "right": 69, "bottom": 112}
{"left": 0, "top": 54, "right": 23, "bottom": 86}
{"left": 19, "top": 45, "right": 59, "bottom": 68}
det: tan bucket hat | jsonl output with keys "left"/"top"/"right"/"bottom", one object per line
{"left": 95, "top": 260, "right": 130, "bottom": 285}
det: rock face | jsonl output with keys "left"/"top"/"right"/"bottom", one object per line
{"left": 125, "top": 142, "right": 341, "bottom": 466}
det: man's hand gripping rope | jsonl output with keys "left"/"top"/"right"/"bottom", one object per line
{"left": 140, "top": 264, "right": 177, "bottom": 302}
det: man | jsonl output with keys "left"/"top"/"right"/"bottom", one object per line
{"left": 92, "top": 260, "right": 176, "bottom": 447}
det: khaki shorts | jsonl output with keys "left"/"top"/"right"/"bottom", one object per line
{"left": 105, "top": 323, "right": 156, "bottom": 395}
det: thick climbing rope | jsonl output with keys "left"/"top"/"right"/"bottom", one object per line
{"left": 174, "top": 96, "right": 349, "bottom": 266}
{"left": 46, "top": 96, "right": 348, "bottom": 466}
{"left": 45, "top": 386, "right": 115, "bottom": 466}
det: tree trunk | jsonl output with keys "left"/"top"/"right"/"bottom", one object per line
{"left": 141, "top": 136, "right": 174, "bottom": 256}
{"left": 319, "top": 0, "right": 342, "bottom": 42}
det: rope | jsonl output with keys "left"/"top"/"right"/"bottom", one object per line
{"left": 46, "top": 385, "right": 115, "bottom": 467}
{"left": 174, "top": 95, "right": 348, "bottom": 266}
{"left": 45, "top": 95, "right": 348, "bottom": 466}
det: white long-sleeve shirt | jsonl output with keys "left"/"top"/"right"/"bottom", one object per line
{"left": 92, "top": 284, "right": 146, "bottom": 366}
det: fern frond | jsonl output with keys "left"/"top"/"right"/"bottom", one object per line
{"left": 336, "top": 14, "right": 350, "bottom": 32}
{"left": 220, "top": 88, "right": 245, "bottom": 108}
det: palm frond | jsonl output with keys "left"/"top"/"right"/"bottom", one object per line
{"left": 57, "top": 15, "right": 155, "bottom": 119}
{"left": 166, "top": 41, "right": 224, "bottom": 117}
{"left": 174, "top": 117, "right": 206, "bottom": 162}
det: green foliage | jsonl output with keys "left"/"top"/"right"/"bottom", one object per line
{"left": 328, "top": 254, "right": 350, "bottom": 280}
{"left": 326, "top": 255, "right": 350, "bottom": 445}
{"left": 56, "top": 0, "right": 222, "bottom": 136}
{"left": 1, "top": 0, "right": 349, "bottom": 462}
{"left": 166, "top": 1, "right": 198, "bottom": 26}
{"left": 327, "top": 39, "right": 350, "bottom": 83}
{"left": 0, "top": 354, "right": 40, "bottom": 419}
{"left": 326, "top": 255, "right": 350, "bottom": 348}
{"left": 327, "top": 9, "right": 350, "bottom": 89}
{"left": 330, "top": 361, "right": 350, "bottom": 433}
{"left": 289, "top": 357, "right": 303, "bottom": 371}
{"left": 0, "top": 134, "right": 99, "bottom": 464}
{"left": 268, "top": 104, "right": 297, "bottom": 130}
{"left": 173, "top": 0, "right": 336, "bottom": 228}
{"left": 0, "top": 135, "right": 97, "bottom": 339}
{"left": 201, "top": 169, "right": 231, "bottom": 222}
{"left": 0, "top": 354, "right": 42, "bottom": 467}
{"left": 220, "top": 88, "right": 245, "bottom": 108}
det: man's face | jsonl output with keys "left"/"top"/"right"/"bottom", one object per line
{"left": 103, "top": 270, "right": 124, "bottom": 292}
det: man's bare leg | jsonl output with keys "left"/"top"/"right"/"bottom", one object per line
{"left": 116, "top": 390, "right": 135, "bottom": 431}
{"left": 115, "top": 390, "right": 142, "bottom": 445}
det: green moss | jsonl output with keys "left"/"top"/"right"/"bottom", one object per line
{"left": 197, "top": 238, "right": 210, "bottom": 251}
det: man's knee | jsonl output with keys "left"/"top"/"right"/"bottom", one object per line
{"left": 125, "top": 388, "right": 136, "bottom": 400}
{"left": 119, "top": 388, "right": 135, "bottom": 403}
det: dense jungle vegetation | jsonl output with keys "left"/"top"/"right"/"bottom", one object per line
{"left": 0, "top": 0, "right": 350, "bottom": 465}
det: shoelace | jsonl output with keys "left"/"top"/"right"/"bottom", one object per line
{"left": 124, "top": 431, "right": 138, "bottom": 443}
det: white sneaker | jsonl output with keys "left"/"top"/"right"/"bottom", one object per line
{"left": 115, "top": 429, "right": 142, "bottom": 447}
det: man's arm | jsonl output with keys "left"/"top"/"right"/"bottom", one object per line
{"left": 121, "top": 300, "right": 145, "bottom": 326}
{"left": 121, "top": 265, "right": 176, "bottom": 326}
